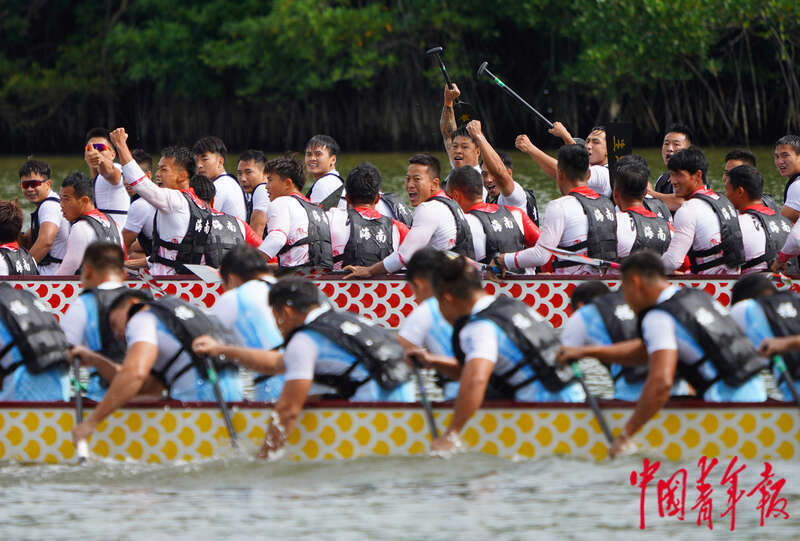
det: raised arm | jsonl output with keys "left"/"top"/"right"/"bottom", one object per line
{"left": 516, "top": 134, "right": 557, "bottom": 179}
{"left": 441, "top": 84, "right": 460, "bottom": 157}
{"left": 549, "top": 121, "right": 576, "bottom": 145}
{"left": 466, "top": 120, "right": 515, "bottom": 197}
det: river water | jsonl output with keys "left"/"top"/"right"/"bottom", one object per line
{"left": 1, "top": 452, "right": 799, "bottom": 540}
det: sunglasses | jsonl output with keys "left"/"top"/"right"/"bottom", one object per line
{"left": 85, "top": 143, "right": 110, "bottom": 152}
{"left": 20, "top": 179, "right": 45, "bottom": 190}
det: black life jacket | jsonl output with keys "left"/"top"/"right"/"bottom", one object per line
{"left": 428, "top": 195, "right": 475, "bottom": 259}
{"left": 757, "top": 291, "right": 800, "bottom": 378}
{"left": 555, "top": 189, "right": 617, "bottom": 268}
{"left": 289, "top": 309, "right": 410, "bottom": 398}
{"left": 334, "top": 208, "right": 394, "bottom": 267}
{"left": 783, "top": 175, "right": 800, "bottom": 205}
{"left": 653, "top": 172, "right": 673, "bottom": 194}
{"left": 0, "top": 244, "right": 38, "bottom": 275}
{"left": 741, "top": 206, "right": 797, "bottom": 272}
{"left": 626, "top": 207, "right": 672, "bottom": 255}
{"left": 137, "top": 231, "right": 153, "bottom": 257}
{"left": 468, "top": 204, "right": 525, "bottom": 263}
{"left": 688, "top": 191, "right": 746, "bottom": 273}
{"left": 204, "top": 212, "right": 243, "bottom": 268}
{"left": 132, "top": 296, "right": 237, "bottom": 391}
{"left": 642, "top": 196, "right": 671, "bottom": 221}
{"left": 452, "top": 296, "right": 575, "bottom": 396}
{"left": 150, "top": 192, "right": 212, "bottom": 273}
{"left": 486, "top": 188, "right": 540, "bottom": 226}
{"left": 0, "top": 283, "right": 69, "bottom": 388}
{"left": 637, "top": 288, "right": 767, "bottom": 396}
{"left": 277, "top": 194, "right": 333, "bottom": 269}
{"left": 591, "top": 291, "right": 648, "bottom": 384}
{"left": 245, "top": 183, "right": 266, "bottom": 224}
{"left": 30, "top": 196, "right": 63, "bottom": 266}
{"left": 762, "top": 194, "right": 781, "bottom": 213}
{"left": 380, "top": 192, "right": 413, "bottom": 227}
{"left": 307, "top": 172, "right": 345, "bottom": 212}
{"left": 78, "top": 211, "right": 122, "bottom": 247}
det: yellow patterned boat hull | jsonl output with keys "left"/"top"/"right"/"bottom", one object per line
{"left": 1, "top": 401, "right": 798, "bottom": 464}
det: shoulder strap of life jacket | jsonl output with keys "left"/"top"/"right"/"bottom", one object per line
{"left": 429, "top": 195, "right": 476, "bottom": 259}
{"left": 757, "top": 291, "right": 800, "bottom": 378}
{"left": 277, "top": 195, "right": 334, "bottom": 269}
{"left": 590, "top": 291, "right": 648, "bottom": 384}
{"left": 688, "top": 191, "right": 745, "bottom": 272}
{"left": 379, "top": 192, "right": 413, "bottom": 227}
{"left": 554, "top": 191, "right": 617, "bottom": 268}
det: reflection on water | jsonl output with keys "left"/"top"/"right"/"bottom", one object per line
{"left": 2, "top": 453, "right": 798, "bottom": 540}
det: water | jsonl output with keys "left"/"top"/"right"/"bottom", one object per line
{"left": 1, "top": 453, "right": 798, "bottom": 539}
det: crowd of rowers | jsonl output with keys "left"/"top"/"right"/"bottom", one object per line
{"left": 0, "top": 239, "right": 798, "bottom": 457}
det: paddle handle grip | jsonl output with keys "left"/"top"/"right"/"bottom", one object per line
{"left": 76, "top": 439, "right": 89, "bottom": 463}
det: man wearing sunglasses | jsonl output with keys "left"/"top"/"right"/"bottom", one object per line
{"left": 84, "top": 128, "right": 130, "bottom": 231}
{"left": 19, "top": 159, "right": 70, "bottom": 275}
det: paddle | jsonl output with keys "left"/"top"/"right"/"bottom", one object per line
{"left": 426, "top": 46, "right": 478, "bottom": 127}
{"left": 409, "top": 354, "right": 440, "bottom": 440}
{"left": 570, "top": 362, "right": 614, "bottom": 445}
{"left": 71, "top": 356, "right": 89, "bottom": 463}
{"left": 136, "top": 268, "right": 239, "bottom": 449}
{"left": 544, "top": 246, "right": 620, "bottom": 273}
{"left": 476, "top": 62, "right": 554, "bottom": 129}
{"left": 772, "top": 355, "right": 800, "bottom": 407}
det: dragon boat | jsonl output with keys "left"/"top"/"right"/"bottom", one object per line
{"left": 0, "top": 274, "right": 798, "bottom": 464}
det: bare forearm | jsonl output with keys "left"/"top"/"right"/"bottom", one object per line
{"left": 623, "top": 377, "right": 672, "bottom": 436}
{"left": 218, "top": 345, "right": 284, "bottom": 374}
{"left": 426, "top": 355, "right": 462, "bottom": 380}
{"left": 440, "top": 105, "right": 456, "bottom": 141}
{"left": 476, "top": 134, "right": 515, "bottom": 195}
{"left": 647, "top": 189, "right": 684, "bottom": 212}
{"left": 84, "top": 351, "right": 123, "bottom": 383}
{"left": 525, "top": 147, "right": 558, "bottom": 179}
{"left": 250, "top": 211, "right": 267, "bottom": 238}
{"left": 580, "top": 339, "right": 648, "bottom": 365}
{"left": 86, "top": 369, "right": 147, "bottom": 427}
{"left": 448, "top": 374, "right": 489, "bottom": 434}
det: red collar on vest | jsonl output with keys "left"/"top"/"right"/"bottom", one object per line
{"left": 625, "top": 205, "right": 657, "bottom": 218}
{"left": 353, "top": 206, "right": 383, "bottom": 219}
{"left": 83, "top": 209, "right": 109, "bottom": 221}
{"left": 743, "top": 204, "right": 775, "bottom": 215}
{"left": 691, "top": 187, "right": 716, "bottom": 198}
{"left": 427, "top": 190, "right": 449, "bottom": 201}
{"left": 468, "top": 202, "right": 499, "bottom": 213}
{"left": 568, "top": 186, "right": 600, "bottom": 198}
{"left": 179, "top": 187, "right": 209, "bottom": 209}
{"left": 290, "top": 193, "right": 312, "bottom": 203}
{"left": 0, "top": 241, "right": 19, "bottom": 250}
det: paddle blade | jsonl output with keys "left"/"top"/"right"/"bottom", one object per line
{"left": 76, "top": 439, "right": 89, "bottom": 464}
{"left": 453, "top": 100, "right": 478, "bottom": 127}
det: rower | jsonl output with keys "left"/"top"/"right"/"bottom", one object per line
{"left": 0, "top": 283, "right": 70, "bottom": 401}
{"left": 343, "top": 153, "right": 474, "bottom": 278}
{"left": 84, "top": 127, "right": 129, "bottom": 231}
{"left": 256, "top": 278, "right": 413, "bottom": 459}
{"left": 122, "top": 149, "right": 157, "bottom": 268}
{"left": 647, "top": 124, "right": 694, "bottom": 212}
{"left": 237, "top": 149, "right": 269, "bottom": 237}
{"left": 0, "top": 200, "right": 38, "bottom": 275}
{"left": 429, "top": 255, "right": 584, "bottom": 454}
{"left": 498, "top": 144, "right": 617, "bottom": 275}
{"left": 661, "top": 147, "right": 745, "bottom": 274}
{"left": 57, "top": 172, "right": 125, "bottom": 275}
{"left": 305, "top": 135, "right": 346, "bottom": 211}
{"left": 192, "top": 135, "right": 247, "bottom": 221}
{"left": 560, "top": 281, "right": 689, "bottom": 400}
{"left": 465, "top": 120, "right": 539, "bottom": 224}
{"left": 61, "top": 242, "right": 151, "bottom": 400}
{"left": 189, "top": 175, "right": 262, "bottom": 268}
{"left": 515, "top": 123, "right": 612, "bottom": 198}
{"left": 72, "top": 290, "right": 243, "bottom": 443}
{"left": 775, "top": 135, "right": 800, "bottom": 223}
{"left": 613, "top": 155, "right": 672, "bottom": 257}
{"left": 724, "top": 165, "right": 795, "bottom": 273}
{"left": 729, "top": 273, "right": 800, "bottom": 402}
{"left": 111, "top": 128, "right": 212, "bottom": 275}
{"left": 446, "top": 166, "right": 539, "bottom": 265}
{"left": 328, "top": 163, "right": 409, "bottom": 270}
{"left": 193, "top": 246, "right": 285, "bottom": 401}
{"left": 722, "top": 149, "right": 780, "bottom": 212}
{"left": 397, "top": 248, "right": 460, "bottom": 400}
{"left": 257, "top": 156, "right": 333, "bottom": 269}
{"left": 557, "top": 251, "right": 767, "bottom": 457}
{"left": 19, "top": 159, "right": 70, "bottom": 275}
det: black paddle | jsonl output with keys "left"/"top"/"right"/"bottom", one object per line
{"left": 426, "top": 46, "right": 478, "bottom": 127}
{"left": 477, "top": 62, "right": 554, "bottom": 129}
{"left": 570, "top": 362, "right": 614, "bottom": 445}
{"left": 409, "top": 354, "right": 440, "bottom": 440}
{"left": 203, "top": 355, "right": 240, "bottom": 449}
{"left": 71, "top": 356, "right": 89, "bottom": 463}
{"left": 772, "top": 356, "right": 800, "bottom": 408}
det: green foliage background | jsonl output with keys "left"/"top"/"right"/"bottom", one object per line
{"left": 1, "top": 0, "right": 799, "bottom": 152}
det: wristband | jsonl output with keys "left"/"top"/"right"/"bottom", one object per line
{"left": 779, "top": 251, "right": 792, "bottom": 264}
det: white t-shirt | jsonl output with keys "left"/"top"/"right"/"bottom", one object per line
{"left": 588, "top": 165, "right": 612, "bottom": 198}
{"left": 398, "top": 297, "right": 451, "bottom": 356}
{"left": 123, "top": 197, "right": 156, "bottom": 239}
{"left": 122, "top": 160, "right": 203, "bottom": 275}
{"left": 212, "top": 173, "right": 247, "bottom": 221}
{"left": 60, "top": 281, "right": 124, "bottom": 346}
{"left": 32, "top": 190, "right": 70, "bottom": 275}
{"left": 738, "top": 213, "right": 767, "bottom": 273}
{"left": 125, "top": 310, "right": 197, "bottom": 396}
{"left": 94, "top": 163, "right": 130, "bottom": 230}
{"left": 307, "top": 170, "right": 346, "bottom": 210}
{"left": 251, "top": 183, "right": 270, "bottom": 215}
{"left": 327, "top": 207, "right": 404, "bottom": 270}
{"left": 661, "top": 191, "right": 738, "bottom": 274}
{"left": 504, "top": 193, "right": 592, "bottom": 274}
{"left": 258, "top": 194, "right": 315, "bottom": 266}
{"left": 497, "top": 182, "right": 528, "bottom": 209}
{"left": 382, "top": 192, "right": 459, "bottom": 273}
{"left": 781, "top": 216, "right": 800, "bottom": 257}
{"left": 783, "top": 176, "right": 800, "bottom": 212}
{"left": 56, "top": 216, "right": 125, "bottom": 275}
